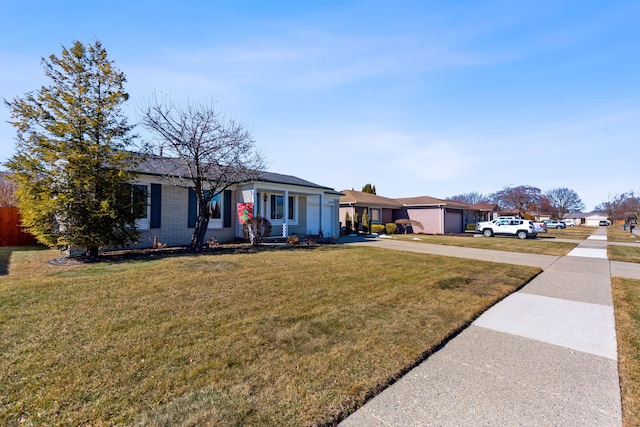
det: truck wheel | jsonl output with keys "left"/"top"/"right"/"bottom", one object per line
{"left": 517, "top": 230, "right": 528, "bottom": 240}
{"left": 483, "top": 228, "right": 494, "bottom": 237}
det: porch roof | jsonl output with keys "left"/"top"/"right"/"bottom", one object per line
{"left": 395, "top": 195, "right": 468, "bottom": 209}
{"left": 467, "top": 202, "right": 500, "bottom": 212}
{"left": 339, "top": 190, "right": 403, "bottom": 208}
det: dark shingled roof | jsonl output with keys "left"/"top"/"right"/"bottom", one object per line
{"left": 395, "top": 195, "right": 468, "bottom": 209}
{"left": 132, "top": 154, "right": 338, "bottom": 192}
{"left": 340, "top": 190, "right": 403, "bottom": 208}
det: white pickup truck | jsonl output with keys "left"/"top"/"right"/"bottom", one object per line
{"left": 475, "top": 218, "right": 538, "bottom": 239}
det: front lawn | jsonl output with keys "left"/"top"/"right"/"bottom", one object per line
{"left": 608, "top": 226, "right": 640, "bottom": 243}
{"left": 389, "top": 233, "right": 577, "bottom": 256}
{"left": 0, "top": 246, "right": 540, "bottom": 426}
{"left": 612, "top": 277, "right": 640, "bottom": 426}
{"left": 542, "top": 226, "right": 595, "bottom": 240}
{"left": 609, "top": 245, "right": 640, "bottom": 264}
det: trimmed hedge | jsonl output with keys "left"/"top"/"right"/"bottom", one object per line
{"left": 385, "top": 223, "right": 398, "bottom": 234}
{"left": 371, "top": 224, "right": 385, "bottom": 234}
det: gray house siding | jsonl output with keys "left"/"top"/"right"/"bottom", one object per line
{"left": 287, "top": 195, "right": 307, "bottom": 236}
{"left": 136, "top": 184, "right": 236, "bottom": 248}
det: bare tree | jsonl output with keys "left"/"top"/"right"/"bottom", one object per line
{"left": 594, "top": 193, "right": 629, "bottom": 221}
{"left": 447, "top": 191, "right": 487, "bottom": 204}
{"left": 541, "top": 187, "right": 585, "bottom": 219}
{"left": 622, "top": 192, "right": 640, "bottom": 221}
{"left": 140, "top": 95, "right": 266, "bottom": 252}
{"left": 489, "top": 185, "right": 541, "bottom": 217}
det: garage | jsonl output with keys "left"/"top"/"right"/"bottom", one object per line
{"left": 444, "top": 209, "right": 464, "bottom": 234}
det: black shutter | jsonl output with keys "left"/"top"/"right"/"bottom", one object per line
{"left": 223, "top": 190, "right": 232, "bottom": 228}
{"left": 150, "top": 184, "right": 161, "bottom": 228}
{"left": 188, "top": 188, "right": 197, "bottom": 228}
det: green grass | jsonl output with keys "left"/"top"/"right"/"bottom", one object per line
{"left": 541, "top": 226, "right": 595, "bottom": 240}
{"left": 605, "top": 226, "right": 640, "bottom": 263}
{"left": 390, "top": 233, "right": 577, "bottom": 256}
{"left": 0, "top": 246, "right": 540, "bottom": 426}
{"left": 612, "top": 277, "right": 640, "bottom": 426}
{"left": 609, "top": 245, "right": 640, "bottom": 264}
{"left": 608, "top": 225, "right": 640, "bottom": 243}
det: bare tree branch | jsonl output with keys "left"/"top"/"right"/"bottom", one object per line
{"left": 139, "top": 94, "right": 266, "bottom": 252}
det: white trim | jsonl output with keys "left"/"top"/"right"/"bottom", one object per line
{"left": 132, "top": 182, "right": 151, "bottom": 230}
{"left": 265, "top": 192, "right": 298, "bottom": 225}
{"left": 206, "top": 192, "right": 224, "bottom": 229}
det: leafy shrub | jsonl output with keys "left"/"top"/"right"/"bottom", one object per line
{"left": 371, "top": 224, "right": 385, "bottom": 234}
{"left": 385, "top": 223, "right": 398, "bottom": 235}
{"left": 466, "top": 223, "right": 476, "bottom": 231}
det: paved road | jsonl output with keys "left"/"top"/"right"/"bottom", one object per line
{"left": 339, "top": 228, "right": 639, "bottom": 426}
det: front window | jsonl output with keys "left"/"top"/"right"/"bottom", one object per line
{"left": 270, "top": 195, "right": 284, "bottom": 220}
{"left": 207, "top": 191, "right": 223, "bottom": 228}
{"left": 132, "top": 184, "right": 148, "bottom": 219}
{"left": 268, "top": 194, "right": 296, "bottom": 222}
{"left": 209, "top": 193, "right": 222, "bottom": 219}
{"left": 288, "top": 196, "right": 295, "bottom": 220}
{"left": 371, "top": 208, "right": 382, "bottom": 223}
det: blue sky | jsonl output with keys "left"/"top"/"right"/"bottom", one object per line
{"left": 1, "top": 1, "right": 639, "bottom": 210}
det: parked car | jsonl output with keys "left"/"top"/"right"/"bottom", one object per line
{"left": 476, "top": 218, "right": 537, "bottom": 239}
{"left": 599, "top": 220, "right": 609, "bottom": 226}
{"left": 533, "top": 222, "right": 547, "bottom": 233}
{"left": 544, "top": 220, "right": 566, "bottom": 229}
{"left": 561, "top": 219, "right": 576, "bottom": 227}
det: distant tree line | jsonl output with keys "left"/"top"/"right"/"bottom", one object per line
{"left": 447, "top": 185, "right": 585, "bottom": 219}
{"left": 594, "top": 192, "right": 640, "bottom": 222}
{"left": 448, "top": 185, "right": 640, "bottom": 221}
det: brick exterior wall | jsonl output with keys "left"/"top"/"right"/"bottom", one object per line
{"left": 136, "top": 185, "right": 237, "bottom": 248}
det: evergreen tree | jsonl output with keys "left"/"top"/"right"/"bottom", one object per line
{"left": 4, "top": 41, "right": 140, "bottom": 257}
{"left": 345, "top": 211, "right": 352, "bottom": 234}
{"left": 362, "top": 209, "right": 370, "bottom": 234}
{"left": 362, "top": 183, "right": 376, "bottom": 194}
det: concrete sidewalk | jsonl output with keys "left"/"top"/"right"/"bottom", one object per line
{"left": 340, "top": 228, "right": 626, "bottom": 426}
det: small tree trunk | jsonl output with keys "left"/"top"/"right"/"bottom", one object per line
{"left": 191, "top": 208, "right": 211, "bottom": 252}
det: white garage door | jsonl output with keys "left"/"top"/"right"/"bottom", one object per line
{"left": 307, "top": 196, "right": 335, "bottom": 237}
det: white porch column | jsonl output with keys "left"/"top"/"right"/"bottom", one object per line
{"left": 253, "top": 189, "right": 259, "bottom": 217}
{"left": 282, "top": 190, "right": 289, "bottom": 237}
{"left": 318, "top": 193, "right": 324, "bottom": 236}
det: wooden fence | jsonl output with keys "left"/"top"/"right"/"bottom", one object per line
{"left": 0, "top": 207, "right": 38, "bottom": 246}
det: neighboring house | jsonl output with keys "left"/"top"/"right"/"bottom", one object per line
{"left": 339, "top": 191, "right": 478, "bottom": 235}
{"left": 394, "top": 196, "right": 469, "bottom": 234}
{"left": 467, "top": 203, "right": 501, "bottom": 223}
{"left": 339, "top": 190, "right": 402, "bottom": 230}
{"left": 128, "top": 156, "right": 342, "bottom": 248}
{"left": 562, "top": 212, "right": 609, "bottom": 226}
